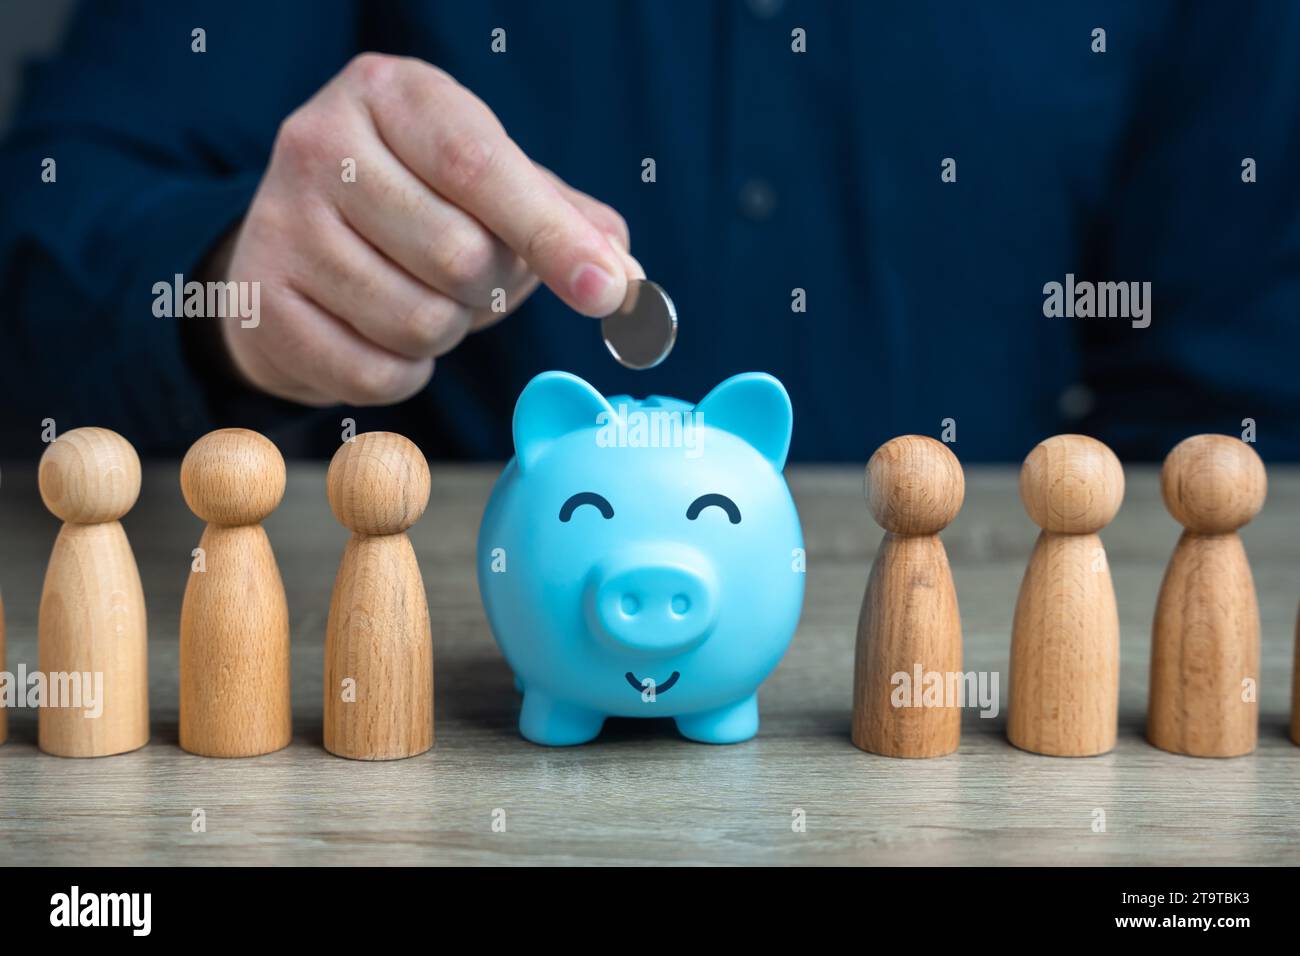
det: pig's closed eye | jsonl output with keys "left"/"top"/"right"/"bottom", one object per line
{"left": 687, "top": 494, "right": 741, "bottom": 524}
{"left": 560, "top": 492, "right": 614, "bottom": 522}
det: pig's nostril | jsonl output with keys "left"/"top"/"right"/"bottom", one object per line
{"left": 621, "top": 594, "right": 642, "bottom": 616}
{"left": 671, "top": 594, "right": 691, "bottom": 615}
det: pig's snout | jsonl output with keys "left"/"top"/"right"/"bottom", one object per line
{"left": 586, "top": 547, "right": 719, "bottom": 657}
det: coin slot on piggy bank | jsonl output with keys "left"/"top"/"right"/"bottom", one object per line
{"left": 477, "top": 371, "right": 805, "bottom": 745}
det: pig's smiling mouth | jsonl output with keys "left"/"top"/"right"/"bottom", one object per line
{"left": 625, "top": 671, "right": 681, "bottom": 695}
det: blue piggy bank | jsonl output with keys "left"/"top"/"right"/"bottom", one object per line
{"left": 477, "top": 370, "right": 804, "bottom": 746}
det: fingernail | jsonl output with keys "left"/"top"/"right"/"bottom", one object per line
{"left": 569, "top": 262, "right": 617, "bottom": 311}
{"left": 606, "top": 234, "right": 646, "bottom": 280}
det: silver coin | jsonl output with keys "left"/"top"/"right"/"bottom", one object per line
{"left": 601, "top": 279, "right": 677, "bottom": 370}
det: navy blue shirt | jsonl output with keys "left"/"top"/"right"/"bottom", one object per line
{"left": 2, "top": 1, "right": 1298, "bottom": 461}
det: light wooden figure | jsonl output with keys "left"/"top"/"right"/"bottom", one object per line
{"left": 0, "top": 589, "right": 7, "bottom": 746}
{"left": 1292, "top": 603, "right": 1299, "bottom": 747}
{"left": 38, "top": 427, "right": 149, "bottom": 757}
{"left": 852, "top": 435, "right": 964, "bottom": 758}
{"left": 179, "top": 428, "right": 291, "bottom": 757}
{"left": 1148, "top": 435, "right": 1265, "bottom": 757}
{"left": 1008, "top": 434, "right": 1123, "bottom": 757}
{"left": 324, "top": 432, "right": 433, "bottom": 760}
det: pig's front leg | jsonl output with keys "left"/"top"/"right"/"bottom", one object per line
{"left": 519, "top": 690, "right": 605, "bottom": 746}
{"left": 675, "top": 693, "right": 759, "bottom": 744}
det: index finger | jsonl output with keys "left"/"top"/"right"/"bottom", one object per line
{"left": 360, "top": 57, "right": 630, "bottom": 317}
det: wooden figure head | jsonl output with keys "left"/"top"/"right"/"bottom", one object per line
{"left": 1160, "top": 434, "right": 1266, "bottom": 534}
{"left": 1019, "top": 434, "right": 1123, "bottom": 534}
{"left": 181, "top": 428, "right": 286, "bottom": 526}
{"left": 865, "top": 435, "right": 964, "bottom": 535}
{"left": 327, "top": 432, "right": 430, "bottom": 535}
{"left": 38, "top": 426, "right": 141, "bottom": 524}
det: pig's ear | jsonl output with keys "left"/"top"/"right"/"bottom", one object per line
{"left": 513, "top": 371, "right": 615, "bottom": 471}
{"left": 695, "top": 373, "right": 793, "bottom": 471}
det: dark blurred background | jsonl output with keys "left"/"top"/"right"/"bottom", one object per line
{"left": 0, "top": 3, "right": 67, "bottom": 126}
{"left": 1, "top": 2, "right": 1296, "bottom": 463}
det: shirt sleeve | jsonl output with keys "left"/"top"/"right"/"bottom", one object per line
{"left": 0, "top": 0, "right": 359, "bottom": 454}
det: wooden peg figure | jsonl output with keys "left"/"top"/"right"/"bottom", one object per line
{"left": 1008, "top": 435, "right": 1124, "bottom": 757}
{"left": 38, "top": 427, "right": 149, "bottom": 757}
{"left": 1148, "top": 435, "right": 1266, "bottom": 757}
{"left": 324, "top": 432, "right": 434, "bottom": 760}
{"left": 179, "top": 428, "right": 291, "bottom": 757}
{"left": 852, "top": 436, "right": 965, "bottom": 758}
{"left": 1292, "top": 602, "right": 1299, "bottom": 747}
{"left": 0, "top": 589, "right": 6, "bottom": 746}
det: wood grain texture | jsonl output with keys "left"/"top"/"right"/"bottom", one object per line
{"left": 180, "top": 525, "right": 291, "bottom": 757}
{"left": 37, "top": 522, "right": 150, "bottom": 757}
{"left": 853, "top": 535, "right": 962, "bottom": 757}
{"left": 853, "top": 436, "right": 963, "bottom": 757}
{"left": 863, "top": 435, "right": 964, "bottom": 537}
{"left": 0, "top": 589, "right": 6, "bottom": 746}
{"left": 180, "top": 429, "right": 291, "bottom": 758}
{"left": 323, "top": 434, "right": 434, "bottom": 761}
{"left": 324, "top": 533, "right": 434, "bottom": 760}
{"left": 1149, "top": 435, "right": 1265, "bottom": 757}
{"left": 37, "top": 427, "right": 141, "bottom": 526}
{"left": 1008, "top": 436, "right": 1123, "bottom": 757}
{"left": 1009, "top": 532, "right": 1120, "bottom": 756}
{"left": 1293, "top": 604, "right": 1300, "bottom": 747}
{"left": 1158, "top": 434, "right": 1266, "bottom": 536}
{"left": 1, "top": 463, "right": 1299, "bottom": 865}
{"left": 1149, "top": 533, "right": 1259, "bottom": 756}
{"left": 37, "top": 428, "right": 149, "bottom": 758}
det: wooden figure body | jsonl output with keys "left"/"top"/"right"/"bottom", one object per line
{"left": 38, "top": 427, "right": 149, "bottom": 757}
{"left": 852, "top": 435, "right": 964, "bottom": 758}
{"left": 1148, "top": 434, "right": 1265, "bottom": 757}
{"left": 324, "top": 432, "right": 433, "bottom": 760}
{"left": 1008, "top": 434, "right": 1123, "bottom": 757}
{"left": 1, "top": 589, "right": 6, "bottom": 746}
{"left": 1292, "top": 604, "right": 1299, "bottom": 747}
{"left": 179, "top": 428, "right": 291, "bottom": 757}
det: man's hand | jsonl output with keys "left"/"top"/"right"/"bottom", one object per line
{"left": 217, "top": 53, "right": 642, "bottom": 406}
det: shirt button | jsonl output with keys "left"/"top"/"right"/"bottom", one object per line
{"left": 746, "top": 0, "right": 784, "bottom": 18}
{"left": 738, "top": 178, "right": 776, "bottom": 221}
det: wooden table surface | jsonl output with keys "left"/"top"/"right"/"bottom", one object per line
{"left": 0, "top": 462, "right": 1296, "bottom": 866}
